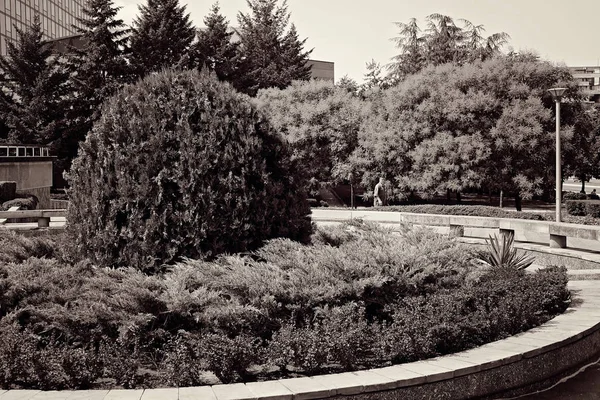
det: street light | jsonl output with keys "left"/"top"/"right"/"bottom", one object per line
{"left": 549, "top": 87, "right": 567, "bottom": 223}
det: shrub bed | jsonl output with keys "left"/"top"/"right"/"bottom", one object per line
{"left": 0, "top": 222, "right": 570, "bottom": 390}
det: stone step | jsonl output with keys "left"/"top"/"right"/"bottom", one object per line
{"left": 567, "top": 269, "right": 600, "bottom": 280}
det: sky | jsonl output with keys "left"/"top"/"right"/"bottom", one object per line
{"left": 113, "top": 0, "right": 600, "bottom": 84}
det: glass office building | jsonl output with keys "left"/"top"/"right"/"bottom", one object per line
{"left": 0, "top": 0, "right": 85, "bottom": 56}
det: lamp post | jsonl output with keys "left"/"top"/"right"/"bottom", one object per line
{"left": 548, "top": 87, "right": 567, "bottom": 223}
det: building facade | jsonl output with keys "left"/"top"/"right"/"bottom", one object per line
{"left": 0, "top": 0, "right": 85, "bottom": 56}
{"left": 569, "top": 66, "right": 600, "bottom": 103}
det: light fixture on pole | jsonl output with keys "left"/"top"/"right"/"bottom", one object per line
{"left": 548, "top": 87, "right": 567, "bottom": 223}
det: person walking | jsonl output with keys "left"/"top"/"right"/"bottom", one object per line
{"left": 374, "top": 177, "right": 385, "bottom": 207}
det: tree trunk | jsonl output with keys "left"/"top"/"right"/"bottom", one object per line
{"left": 488, "top": 188, "right": 492, "bottom": 204}
{"left": 446, "top": 189, "right": 451, "bottom": 204}
{"left": 580, "top": 175, "right": 586, "bottom": 193}
{"left": 456, "top": 191, "right": 461, "bottom": 203}
{"left": 515, "top": 193, "right": 522, "bottom": 212}
{"left": 499, "top": 190, "right": 503, "bottom": 208}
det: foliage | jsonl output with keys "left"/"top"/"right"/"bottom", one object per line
{"left": 565, "top": 200, "right": 600, "bottom": 218}
{"left": 1, "top": 196, "right": 37, "bottom": 211}
{"left": 563, "top": 191, "right": 588, "bottom": 200}
{"left": 66, "top": 69, "right": 312, "bottom": 272}
{"left": 255, "top": 80, "right": 365, "bottom": 187}
{"left": 0, "top": 182, "right": 16, "bottom": 202}
{"left": 0, "top": 229, "right": 58, "bottom": 264}
{"left": 477, "top": 233, "right": 535, "bottom": 270}
{"left": 191, "top": 2, "right": 240, "bottom": 82}
{"left": 61, "top": 0, "right": 131, "bottom": 181}
{"left": 352, "top": 55, "right": 578, "bottom": 209}
{"left": 235, "top": 0, "right": 312, "bottom": 96}
{"left": 0, "top": 222, "right": 570, "bottom": 388}
{"left": 387, "top": 14, "right": 510, "bottom": 81}
{"left": 129, "top": 0, "right": 196, "bottom": 77}
{"left": 0, "top": 16, "right": 69, "bottom": 146}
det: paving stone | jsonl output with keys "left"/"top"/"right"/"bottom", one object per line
{"left": 245, "top": 381, "right": 292, "bottom": 400}
{"left": 423, "top": 355, "right": 481, "bottom": 377}
{"left": 347, "top": 370, "right": 397, "bottom": 394}
{"left": 140, "top": 388, "right": 178, "bottom": 400}
{"left": 310, "top": 372, "right": 365, "bottom": 395}
{"left": 368, "top": 365, "right": 425, "bottom": 387}
{"left": 278, "top": 377, "right": 335, "bottom": 400}
{"left": 30, "top": 392, "right": 71, "bottom": 400}
{"left": 0, "top": 391, "right": 42, "bottom": 400}
{"left": 212, "top": 384, "right": 256, "bottom": 400}
{"left": 178, "top": 387, "right": 217, "bottom": 400}
{"left": 103, "top": 389, "right": 144, "bottom": 400}
{"left": 453, "top": 347, "right": 521, "bottom": 369}
{"left": 66, "top": 391, "right": 110, "bottom": 400}
{"left": 399, "top": 361, "right": 454, "bottom": 382}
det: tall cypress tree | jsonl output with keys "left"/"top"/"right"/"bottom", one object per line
{"left": 62, "top": 0, "right": 130, "bottom": 181}
{"left": 0, "top": 15, "right": 69, "bottom": 145}
{"left": 191, "top": 2, "right": 240, "bottom": 82}
{"left": 129, "top": 0, "right": 196, "bottom": 77}
{"left": 236, "top": 0, "right": 312, "bottom": 96}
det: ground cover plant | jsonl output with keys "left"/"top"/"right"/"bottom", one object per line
{"left": 0, "top": 221, "right": 570, "bottom": 390}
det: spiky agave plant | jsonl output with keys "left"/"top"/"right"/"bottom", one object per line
{"left": 477, "top": 232, "right": 535, "bottom": 270}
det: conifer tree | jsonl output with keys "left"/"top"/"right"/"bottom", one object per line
{"left": 236, "top": 0, "right": 312, "bottom": 96}
{"left": 0, "top": 15, "right": 68, "bottom": 145}
{"left": 129, "top": 0, "right": 196, "bottom": 77}
{"left": 192, "top": 2, "right": 239, "bottom": 82}
{"left": 62, "top": 0, "right": 130, "bottom": 179}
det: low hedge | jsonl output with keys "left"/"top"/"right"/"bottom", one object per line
{"left": 377, "top": 205, "right": 547, "bottom": 220}
{"left": 0, "top": 222, "right": 570, "bottom": 389}
{"left": 565, "top": 200, "right": 600, "bottom": 218}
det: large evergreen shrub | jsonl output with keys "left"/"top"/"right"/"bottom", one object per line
{"left": 66, "top": 69, "right": 312, "bottom": 272}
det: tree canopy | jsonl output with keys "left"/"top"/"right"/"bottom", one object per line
{"left": 129, "top": 0, "right": 196, "bottom": 77}
{"left": 0, "top": 15, "right": 68, "bottom": 146}
{"left": 235, "top": 0, "right": 312, "bottom": 96}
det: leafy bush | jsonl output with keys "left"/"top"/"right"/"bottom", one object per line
{"left": 1, "top": 194, "right": 38, "bottom": 211}
{"left": 377, "top": 204, "right": 546, "bottom": 220}
{"left": 66, "top": 69, "right": 312, "bottom": 273}
{"left": 565, "top": 200, "right": 587, "bottom": 216}
{"left": 0, "top": 181, "right": 16, "bottom": 202}
{"left": 563, "top": 191, "right": 587, "bottom": 200}
{"left": 564, "top": 200, "right": 600, "bottom": 217}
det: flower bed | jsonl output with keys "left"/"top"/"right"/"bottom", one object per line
{"left": 0, "top": 222, "right": 570, "bottom": 390}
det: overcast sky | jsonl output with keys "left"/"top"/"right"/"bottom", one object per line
{"left": 113, "top": 0, "right": 600, "bottom": 83}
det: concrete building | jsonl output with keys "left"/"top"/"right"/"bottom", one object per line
{"left": 569, "top": 66, "right": 600, "bottom": 103}
{"left": 0, "top": 144, "right": 54, "bottom": 208}
{"left": 0, "top": 0, "right": 85, "bottom": 56}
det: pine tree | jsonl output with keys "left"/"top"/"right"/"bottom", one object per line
{"left": 192, "top": 2, "right": 239, "bottom": 82}
{"left": 236, "top": 0, "right": 312, "bottom": 96}
{"left": 0, "top": 15, "right": 69, "bottom": 145}
{"left": 129, "top": 0, "right": 196, "bottom": 77}
{"left": 62, "top": 0, "right": 130, "bottom": 179}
